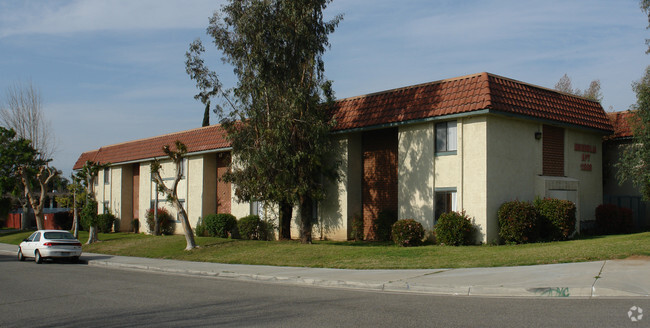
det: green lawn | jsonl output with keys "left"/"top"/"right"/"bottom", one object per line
{"left": 1, "top": 230, "right": 649, "bottom": 269}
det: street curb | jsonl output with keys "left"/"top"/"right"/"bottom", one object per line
{"left": 2, "top": 246, "right": 648, "bottom": 298}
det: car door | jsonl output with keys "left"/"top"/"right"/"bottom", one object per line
{"left": 21, "top": 232, "right": 37, "bottom": 256}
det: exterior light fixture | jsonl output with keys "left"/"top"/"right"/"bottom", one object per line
{"left": 535, "top": 131, "right": 542, "bottom": 140}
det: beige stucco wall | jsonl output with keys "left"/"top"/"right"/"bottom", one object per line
{"left": 459, "top": 116, "right": 489, "bottom": 242}
{"left": 318, "top": 136, "right": 351, "bottom": 241}
{"left": 398, "top": 123, "right": 435, "bottom": 231}
{"left": 485, "top": 116, "right": 541, "bottom": 243}
{"left": 564, "top": 128, "right": 604, "bottom": 223}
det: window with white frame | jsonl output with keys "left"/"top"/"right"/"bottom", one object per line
{"left": 180, "top": 158, "right": 188, "bottom": 179}
{"left": 103, "top": 201, "right": 110, "bottom": 214}
{"left": 176, "top": 200, "right": 185, "bottom": 222}
{"left": 104, "top": 168, "right": 110, "bottom": 184}
{"left": 250, "top": 201, "right": 261, "bottom": 217}
{"left": 435, "top": 121, "right": 457, "bottom": 153}
{"left": 434, "top": 189, "right": 457, "bottom": 222}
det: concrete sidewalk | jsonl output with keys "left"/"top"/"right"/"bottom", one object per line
{"left": 1, "top": 242, "right": 648, "bottom": 298}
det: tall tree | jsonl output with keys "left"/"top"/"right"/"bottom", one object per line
{"left": 1, "top": 81, "right": 55, "bottom": 160}
{"left": 616, "top": 66, "right": 650, "bottom": 200}
{"left": 185, "top": 40, "right": 223, "bottom": 127}
{"left": 77, "top": 161, "right": 108, "bottom": 244}
{"left": 642, "top": 0, "right": 650, "bottom": 53}
{"left": 188, "top": 0, "right": 342, "bottom": 243}
{"left": 554, "top": 74, "right": 603, "bottom": 103}
{"left": 150, "top": 141, "right": 197, "bottom": 250}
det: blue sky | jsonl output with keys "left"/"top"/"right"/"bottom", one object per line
{"left": 0, "top": 0, "right": 648, "bottom": 178}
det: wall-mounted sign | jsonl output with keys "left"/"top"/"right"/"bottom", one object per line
{"left": 574, "top": 143, "right": 596, "bottom": 171}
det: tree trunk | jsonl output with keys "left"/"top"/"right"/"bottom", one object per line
{"left": 279, "top": 200, "right": 292, "bottom": 240}
{"left": 72, "top": 192, "right": 79, "bottom": 238}
{"left": 34, "top": 208, "right": 44, "bottom": 230}
{"left": 202, "top": 100, "right": 210, "bottom": 127}
{"left": 86, "top": 225, "right": 98, "bottom": 244}
{"left": 174, "top": 199, "right": 196, "bottom": 250}
{"left": 20, "top": 204, "right": 29, "bottom": 230}
{"left": 299, "top": 196, "right": 313, "bottom": 244}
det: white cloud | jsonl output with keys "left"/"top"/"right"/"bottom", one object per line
{"left": 0, "top": 0, "right": 225, "bottom": 37}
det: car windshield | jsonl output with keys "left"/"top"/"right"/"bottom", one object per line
{"left": 43, "top": 232, "right": 76, "bottom": 240}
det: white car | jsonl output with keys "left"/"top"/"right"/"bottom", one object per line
{"left": 18, "top": 230, "right": 83, "bottom": 263}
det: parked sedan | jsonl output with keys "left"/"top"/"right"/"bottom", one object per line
{"left": 18, "top": 230, "right": 82, "bottom": 263}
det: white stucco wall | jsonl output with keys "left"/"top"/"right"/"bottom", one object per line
{"left": 398, "top": 123, "right": 435, "bottom": 231}
{"left": 460, "top": 116, "right": 489, "bottom": 242}
{"left": 564, "top": 129, "right": 604, "bottom": 223}
{"left": 318, "top": 136, "right": 350, "bottom": 241}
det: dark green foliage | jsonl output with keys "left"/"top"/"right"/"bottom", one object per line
{"left": 53, "top": 211, "right": 73, "bottom": 230}
{"left": 97, "top": 213, "right": 116, "bottom": 233}
{"left": 195, "top": 217, "right": 207, "bottom": 237}
{"left": 391, "top": 219, "right": 424, "bottom": 247}
{"left": 237, "top": 215, "right": 274, "bottom": 241}
{"left": 191, "top": 0, "right": 342, "bottom": 244}
{"left": 595, "top": 204, "right": 634, "bottom": 235}
{"left": 350, "top": 213, "right": 364, "bottom": 241}
{"left": 534, "top": 198, "right": 576, "bottom": 241}
{"left": 113, "top": 218, "right": 121, "bottom": 233}
{"left": 617, "top": 66, "right": 650, "bottom": 200}
{"left": 203, "top": 213, "right": 238, "bottom": 238}
{"left": 145, "top": 208, "right": 176, "bottom": 235}
{"left": 373, "top": 210, "right": 397, "bottom": 241}
{"left": 132, "top": 219, "right": 140, "bottom": 233}
{"left": 81, "top": 199, "right": 98, "bottom": 231}
{"left": 434, "top": 211, "right": 477, "bottom": 246}
{"left": 498, "top": 200, "right": 538, "bottom": 244}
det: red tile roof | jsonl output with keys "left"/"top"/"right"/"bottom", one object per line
{"left": 74, "top": 72, "right": 614, "bottom": 170}
{"left": 330, "top": 72, "right": 613, "bottom": 132}
{"left": 72, "top": 124, "right": 230, "bottom": 169}
{"left": 606, "top": 110, "right": 636, "bottom": 139}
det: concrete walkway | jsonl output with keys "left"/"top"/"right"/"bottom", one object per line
{"left": 1, "top": 242, "right": 648, "bottom": 298}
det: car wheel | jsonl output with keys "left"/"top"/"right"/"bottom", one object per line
{"left": 34, "top": 250, "right": 43, "bottom": 264}
{"left": 17, "top": 248, "right": 25, "bottom": 261}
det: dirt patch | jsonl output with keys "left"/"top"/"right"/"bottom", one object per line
{"left": 621, "top": 255, "right": 650, "bottom": 261}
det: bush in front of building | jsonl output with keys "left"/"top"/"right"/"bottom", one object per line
{"left": 145, "top": 208, "right": 176, "bottom": 235}
{"left": 373, "top": 210, "right": 397, "bottom": 241}
{"left": 203, "top": 213, "right": 238, "bottom": 238}
{"left": 81, "top": 199, "right": 98, "bottom": 231}
{"left": 238, "top": 215, "right": 275, "bottom": 241}
{"left": 534, "top": 198, "right": 576, "bottom": 241}
{"left": 434, "top": 211, "right": 477, "bottom": 246}
{"left": 595, "top": 204, "right": 634, "bottom": 235}
{"left": 391, "top": 219, "right": 424, "bottom": 247}
{"left": 194, "top": 217, "right": 208, "bottom": 237}
{"left": 96, "top": 213, "right": 116, "bottom": 233}
{"left": 498, "top": 200, "right": 538, "bottom": 244}
{"left": 350, "top": 213, "right": 364, "bottom": 241}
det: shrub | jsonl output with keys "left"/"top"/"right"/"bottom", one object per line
{"left": 595, "top": 204, "right": 634, "bottom": 235}
{"left": 203, "top": 213, "right": 238, "bottom": 238}
{"left": 238, "top": 215, "right": 274, "bottom": 241}
{"left": 96, "top": 213, "right": 116, "bottom": 233}
{"left": 145, "top": 208, "right": 176, "bottom": 235}
{"left": 391, "top": 219, "right": 425, "bottom": 247}
{"left": 132, "top": 219, "right": 140, "bottom": 233}
{"left": 373, "top": 210, "right": 397, "bottom": 241}
{"left": 81, "top": 199, "right": 98, "bottom": 231}
{"left": 350, "top": 213, "right": 364, "bottom": 241}
{"left": 534, "top": 198, "right": 576, "bottom": 241}
{"left": 498, "top": 200, "right": 538, "bottom": 244}
{"left": 434, "top": 211, "right": 476, "bottom": 246}
{"left": 113, "top": 218, "right": 121, "bottom": 233}
{"left": 195, "top": 217, "right": 207, "bottom": 237}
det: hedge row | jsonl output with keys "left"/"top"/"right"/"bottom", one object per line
{"left": 498, "top": 198, "right": 576, "bottom": 244}
{"left": 196, "top": 213, "right": 275, "bottom": 240}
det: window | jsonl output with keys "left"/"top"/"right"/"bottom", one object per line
{"left": 180, "top": 158, "right": 188, "bottom": 179}
{"left": 103, "top": 201, "right": 110, "bottom": 214}
{"left": 33, "top": 232, "right": 41, "bottom": 242}
{"left": 435, "top": 189, "right": 457, "bottom": 222}
{"left": 250, "top": 201, "right": 261, "bottom": 216}
{"left": 435, "top": 121, "right": 457, "bottom": 153}
{"left": 176, "top": 200, "right": 186, "bottom": 222}
{"left": 104, "top": 168, "right": 110, "bottom": 184}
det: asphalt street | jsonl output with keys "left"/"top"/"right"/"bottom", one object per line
{"left": 1, "top": 253, "right": 648, "bottom": 328}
